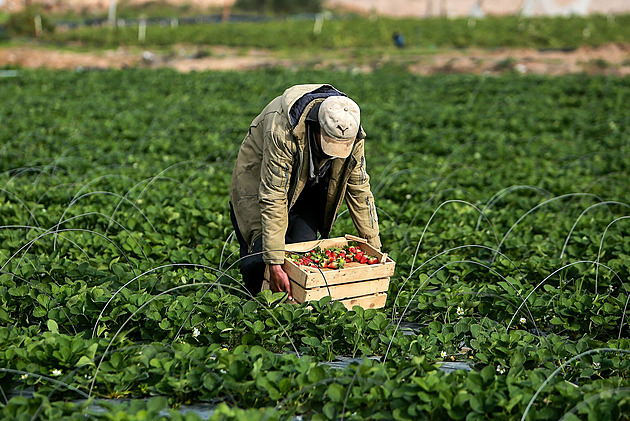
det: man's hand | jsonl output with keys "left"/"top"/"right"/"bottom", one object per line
{"left": 268, "top": 264, "right": 293, "bottom": 301}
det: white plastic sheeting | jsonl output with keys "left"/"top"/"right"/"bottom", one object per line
{"left": 323, "top": 0, "right": 630, "bottom": 17}
{"left": 521, "top": 0, "right": 591, "bottom": 16}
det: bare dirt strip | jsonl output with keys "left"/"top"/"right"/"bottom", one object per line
{"left": 1, "top": 43, "right": 629, "bottom": 75}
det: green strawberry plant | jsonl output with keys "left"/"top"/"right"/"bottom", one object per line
{"left": 0, "top": 69, "right": 629, "bottom": 419}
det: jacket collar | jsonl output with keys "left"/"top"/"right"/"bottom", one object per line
{"left": 280, "top": 84, "right": 342, "bottom": 124}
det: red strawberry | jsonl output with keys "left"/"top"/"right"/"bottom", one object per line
{"left": 360, "top": 256, "right": 368, "bottom": 264}
{"left": 328, "top": 261, "right": 338, "bottom": 269}
{"left": 367, "top": 257, "right": 378, "bottom": 265}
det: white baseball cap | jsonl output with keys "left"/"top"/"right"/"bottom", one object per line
{"left": 318, "top": 96, "right": 360, "bottom": 158}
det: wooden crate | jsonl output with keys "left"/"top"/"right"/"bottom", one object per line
{"left": 262, "top": 234, "right": 395, "bottom": 310}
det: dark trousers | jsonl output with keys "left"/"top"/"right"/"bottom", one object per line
{"left": 229, "top": 193, "right": 324, "bottom": 296}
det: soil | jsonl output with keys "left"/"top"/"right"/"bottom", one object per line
{"left": 1, "top": 43, "right": 629, "bottom": 75}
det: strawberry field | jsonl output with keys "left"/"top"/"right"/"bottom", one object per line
{"left": 1, "top": 69, "right": 629, "bottom": 420}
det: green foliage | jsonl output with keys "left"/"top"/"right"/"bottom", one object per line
{"left": 63, "top": 13, "right": 630, "bottom": 50}
{"left": 0, "top": 25, "right": 9, "bottom": 42}
{"left": 0, "top": 69, "right": 629, "bottom": 419}
{"left": 234, "top": 0, "right": 322, "bottom": 15}
{"left": 42, "top": 14, "right": 630, "bottom": 50}
{"left": 6, "top": 6, "right": 54, "bottom": 37}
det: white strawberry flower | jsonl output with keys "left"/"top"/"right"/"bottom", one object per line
{"left": 20, "top": 374, "right": 28, "bottom": 380}
{"left": 440, "top": 350, "right": 447, "bottom": 358}
{"left": 520, "top": 317, "right": 526, "bottom": 324}
{"left": 51, "top": 369, "right": 62, "bottom": 376}
{"left": 496, "top": 365, "right": 506, "bottom": 374}
{"left": 192, "top": 327, "right": 200, "bottom": 338}
{"left": 456, "top": 306, "right": 464, "bottom": 316}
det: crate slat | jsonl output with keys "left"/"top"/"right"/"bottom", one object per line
{"left": 261, "top": 280, "right": 388, "bottom": 310}
{"left": 296, "top": 261, "right": 395, "bottom": 288}
{"left": 290, "top": 277, "right": 390, "bottom": 302}
{"left": 340, "top": 293, "right": 387, "bottom": 310}
{"left": 284, "top": 238, "right": 348, "bottom": 253}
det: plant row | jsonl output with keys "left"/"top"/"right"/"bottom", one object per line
{"left": 1, "top": 69, "right": 629, "bottom": 419}
{"left": 38, "top": 14, "right": 630, "bottom": 50}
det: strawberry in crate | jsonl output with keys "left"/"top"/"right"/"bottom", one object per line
{"left": 286, "top": 241, "right": 380, "bottom": 270}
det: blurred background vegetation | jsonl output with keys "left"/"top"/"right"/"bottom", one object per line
{"left": 26, "top": 14, "right": 630, "bottom": 50}
{"left": 233, "top": 0, "right": 323, "bottom": 15}
{"left": 0, "top": 0, "right": 629, "bottom": 65}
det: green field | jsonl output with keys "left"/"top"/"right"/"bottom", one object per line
{"left": 41, "top": 14, "right": 630, "bottom": 50}
{"left": 1, "top": 69, "right": 629, "bottom": 420}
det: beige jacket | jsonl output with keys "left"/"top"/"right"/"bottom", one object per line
{"left": 230, "top": 84, "right": 381, "bottom": 264}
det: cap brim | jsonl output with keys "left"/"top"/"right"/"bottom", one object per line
{"left": 320, "top": 132, "right": 354, "bottom": 158}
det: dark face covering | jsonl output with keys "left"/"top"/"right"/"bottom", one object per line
{"left": 306, "top": 104, "right": 329, "bottom": 162}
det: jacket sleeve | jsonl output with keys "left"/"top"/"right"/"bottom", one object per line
{"left": 259, "top": 129, "right": 294, "bottom": 264}
{"left": 344, "top": 138, "right": 382, "bottom": 250}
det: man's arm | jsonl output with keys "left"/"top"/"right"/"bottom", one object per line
{"left": 259, "top": 129, "right": 294, "bottom": 296}
{"left": 259, "top": 129, "right": 293, "bottom": 263}
{"left": 344, "top": 138, "right": 381, "bottom": 249}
